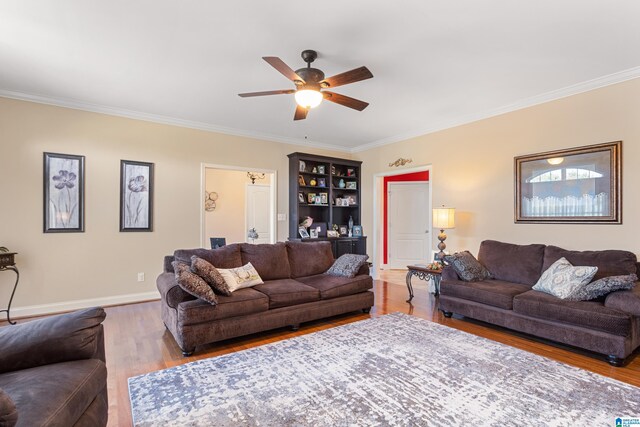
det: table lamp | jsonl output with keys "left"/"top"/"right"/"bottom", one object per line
{"left": 433, "top": 206, "right": 455, "bottom": 263}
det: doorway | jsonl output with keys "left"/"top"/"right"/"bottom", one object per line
{"left": 200, "top": 164, "right": 277, "bottom": 248}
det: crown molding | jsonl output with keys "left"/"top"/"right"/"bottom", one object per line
{"left": 350, "top": 66, "right": 640, "bottom": 153}
{"left": 0, "top": 89, "right": 351, "bottom": 153}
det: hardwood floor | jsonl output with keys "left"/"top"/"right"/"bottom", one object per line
{"left": 2, "top": 269, "right": 639, "bottom": 426}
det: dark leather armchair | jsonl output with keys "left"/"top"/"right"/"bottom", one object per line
{"left": 0, "top": 307, "right": 108, "bottom": 426}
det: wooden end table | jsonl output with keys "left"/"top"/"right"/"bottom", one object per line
{"left": 406, "top": 265, "right": 442, "bottom": 302}
{"left": 0, "top": 252, "right": 18, "bottom": 325}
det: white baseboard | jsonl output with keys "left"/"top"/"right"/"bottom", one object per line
{"left": 8, "top": 291, "right": 161, "bottom": 319}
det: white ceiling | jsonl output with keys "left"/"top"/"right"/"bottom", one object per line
{"left": 2, "top": 1, "right": 640, "bottom": 152}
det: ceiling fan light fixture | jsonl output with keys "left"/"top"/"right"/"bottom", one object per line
{"left": 295, "top": 89, "right": 323, "bottom": 109}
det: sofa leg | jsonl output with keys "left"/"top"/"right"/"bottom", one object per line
{"left": 442, "top": 310, "right": 453, "bottom": 318}
{"left": 291, "top": 324, "right": 300, "bottom": 332}
{"left": 607, "top": 355, "right": 625, "bottom": 367}
{"left": 181, "top": 348, "right": 195, "bottom": 357}
{"left": 363, "top": 307, "right": 371, "bottom": 314}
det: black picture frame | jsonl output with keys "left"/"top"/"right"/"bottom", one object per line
{"left": 120, "top": 160, "right": 154, "bottom": 232}
{"left": 43, "top": 152, "right": 85, "bottom": 233}
{"left": 514, "top": 141, "right": 622, "bottom": 224}
{"left": 315, "top": 222, "right": 327, "bottom": 237}
{"left": 353, "top": 225, "right": 363, "bottom": 237}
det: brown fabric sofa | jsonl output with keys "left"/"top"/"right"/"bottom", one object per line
{"left": 439, "top": 240, "right": 640, "bottom": 366}
{"left": 0, "top": 307, "right": 108, "bottom": 426}
{"left": 158, "top": 241, "right": 374, "bottom": 356}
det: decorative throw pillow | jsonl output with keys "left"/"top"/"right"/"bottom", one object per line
{"left": 190, "top": 256, "right": 232, "bottom": 296}
{"left": 564, "top": 274, "right": 637, "bottom": 301}
{"left": 443, "top": 251, "right": 491, "bottom": 282}
{"left": 532, "top": 257, "right": 598, "bottom": 299}
{"left": 172, "top": 261, "right": 218, "bottom": 305}
{"left": 326, "top": 254, "right": 369, "bottom": 278}
{"left": 216, "top": 262, "right": 264, "bottom": 292}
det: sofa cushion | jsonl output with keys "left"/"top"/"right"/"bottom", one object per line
{"left": 440, "top": 279, "right": 530, "bottom": 310}
{"left": 217, "top": 262, "right": 264, "bottom": 292}
{"left": 253, "top": 279, "right": 321, "bottom": 309}
{"left": 513, "top": 290, "right": 631, "bottom": 336}
{"left": 0, "top": 388, "right": 17, "bottom": 427}
{"left": 444, "top": 251, "right": 491, "bottom": 282}
{"left": 326, "top": 254, "right": 369, "bottom": 278}
{"left": 478, "top": 240, "right": 546, "bottom": 286}
{"left": 177, "top": 288, "right": 269, "bottom": 325}
{"left": 174, "top": 244, "right": 243, "bottom": 269}
{"left": 286, "top": 241, "right": 335, "bottom": 278}
{"left": 190, "top": 256, "right": 232, "bottom": 296}
{"left": 542, "top": 246, "right": 637, "bottom": 281}
{"left": 605, "top": 285, "right": 640, "bottom": 316}
{"left": 297, "top": 273, "right": 373, "bottom": 300}
{"left": 0, "top": 359, "right": 106, "bottom": 427}
{"left": 532, "top": 257, "right": 598, "bottom": 300}
{"left": 173, "top": 261, "right": 218, "bottom": 305}
{"left": 240, "top": 243, "right": 291, "bottom": 280}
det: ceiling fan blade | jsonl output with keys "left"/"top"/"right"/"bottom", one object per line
{"left": 323, "top": 91, "right": 369, "bottom": 111}
{"left": 238, "top": 89, "right": 295, "bottom": 97}
{"left": 263, "top": 57, "right": 305, "bottom": 83}
{"left": 294, "top": 105, "right": 309, "bottom": 121}
{"left": 320, "top": 66, "right": 373, "bottom": 89}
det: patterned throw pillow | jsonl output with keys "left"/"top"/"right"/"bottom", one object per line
{"left": 326, "top": 254, "right": 369, "bottom": 278}
{"left": 216, "top": 262, "right": 264, "bottom": 292}
{"left": 532, "top": 257, "right": 598, "bottom": 299}
{"left": 172, "top": 261, "right": 218, "bottom": 305}
{"left": 190, "top": 256, "right": 232, "bottom": 296}
{"left": 443, "top": 251, "right": 491, "bottom": 282}
{"left": 564, "top": 274, "right": 637, "bottom": 301}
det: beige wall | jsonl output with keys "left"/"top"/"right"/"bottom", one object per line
{"left": 0, "top": 97, "right": 348, "bottom": 313}
{"left": 204, "top": 168, "right": 272, "bottom": 245}
{"left": 353, "top": 78, "right": 640, "bottom": 262}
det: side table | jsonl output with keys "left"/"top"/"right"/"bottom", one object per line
{"left": 406, "top": 265, "right": 442, "bottom": 302}
{"left": 0, "top": 251, "right": 18, "bottom": 325}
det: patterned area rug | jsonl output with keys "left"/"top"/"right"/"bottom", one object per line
{"left": 129, "top": 313, "right": 640, "bottom": 426}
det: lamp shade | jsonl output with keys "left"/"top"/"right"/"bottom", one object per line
{"left": 433, "top": 207, "right": 455, "bottom": 229}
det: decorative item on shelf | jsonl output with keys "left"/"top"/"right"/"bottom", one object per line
{"left": 331, "top": 165, "right": 336, "bottom": 175}
{"left": 338, "top": 179, "right": 346, "bottom": 188}
{"left": 335, "top": 198, "right": 342, "bottom": 205}
{"left": 346, "top": 181, "right": 357, "bottom": 189}
{"left": 314, "top": 195, "right": 322, "bottom": 204}
{"left": 352, "top": 225, "right": 363, "bottom": 237}
{"left": 433, "top": 206, "right": 456, "bottom": 263}
{"left": 317, "top": 165, "right": 325, "bottom": 174}
{"left": 298, "top": 175, "right": 306, "bottom": 186}
{"left": 307, "top": 193, "right": 316, "bottom": 204}
{"left": 318, "top": 178, "right": 326, "bottom": 187}
{"left": 298, "top": 227, "right": 310, "bottom": 238}
{"left": 310, "top": 229, "right": 319, "bottom": 238}
{"left": 299, "top": 216, "right": 313, "bottom": 229}
{"left": 312, "top": 167, "right": 318, "bottom": 173}
{"left": 425, "top": 262, "right": 443, "bottom": 271}
{"left": 320, "top": 193, "right": 328, "bottom": 204}
{"left": 339, "top": 225, "right": 348, "bottom": 236}
{"left": 347, "top": 168, "right": 355, "bottom": 177}
{"left": 388, "top": 158, "right": 413, "bottom": 167}
{"left": 348, "top": 215, "right": 354, "bottom": 233}
{"left": 298, "top": 192, "right": 305, "bottom": 203}
{"left": 346, "top": 196, "right": 356, "bottom": 206}
{"left": 316, "top": 223, "right": 327, "bottom": 237}
{"left": 299, "top": 161, "right": 306, "bottom": 172}
{"left": 247, "top": 228, "right": 259, "bottom": 243}
{"left": 309, "top": 178, "right": 317, "bottom": 186}
{"left": 327, "top": 230, "right": 339, "bottom": 238}
{"left": 247, "top": 172, "right": 265, "bottom": 184}
{"left": 205, "top": 191, "right": 219, "bottom": 211}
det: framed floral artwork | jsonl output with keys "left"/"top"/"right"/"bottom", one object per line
{"left": 120, "top": 160, "right": 154, "bottom": 232}
{"left": 44, "top": 152, "right": 85, "bottom": 233}
{"left": 515, "top": 141, "right": 621, "bottom": 224}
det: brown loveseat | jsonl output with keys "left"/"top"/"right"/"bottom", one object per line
{"left": 158, "top": 241, "right": 374, "bottom": 356}
{"left": 0, "top": 307, "right": 108, "bottom": 426}
{"left": 439, "top": 240, "right": 640, "bottom": 366}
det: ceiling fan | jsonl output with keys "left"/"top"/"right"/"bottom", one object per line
{"left": 238, "top": 49, "right": 373, "bottom": 121}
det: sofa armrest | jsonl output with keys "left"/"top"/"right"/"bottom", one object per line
{"left": 157, "top": 272, "right": 195, "bottom": 309}
{"left": 0, "top": 388, "right": 18, "bottom": 427}
{"left": 441, "top": 265, "right": 459, "bottom": 281}
{"left": 356, "top": 263, "right": 370, "bottom": 276}
{"left": 0, "top": 307, "right": 106, "bottom": 375}
{"left": 605, "top": 286, "right": 640, "bottom": 316}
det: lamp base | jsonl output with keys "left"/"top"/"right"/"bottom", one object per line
{"left": 435, "top": 229, "right": 447, "bottom": 263}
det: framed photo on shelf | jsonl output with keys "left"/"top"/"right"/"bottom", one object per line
{"left": 298, "top": 227, "right": 310, "bottom": 238}
{"left": 317, "top": 165, "right": 325, "bottom": 174}
{"left": 43, "top": 152, "right": 85, "bottom": 233}
{"left": 327, "top": 230, "right": 339, "bottom": 238}
{"left": 353, "top": 225, "right": 363, "bottom": 237}
{"left": 307, "top": 193, "right": 316, "bottom": 204}
{"left": 298, "top": 175, "right": 306, "bottom": 186}
{"left": 299, "top": 161, "right": 306, "bottom": 172}
{"left": 318, "top": 178, "right": 326, "bottom": 187}
{"left": 120, "top": 160, "right": 154, "bottom": 232}
{"left": 346, "top": 181, "right": 357, "bottom": 189}
{"left": 314, "top": 195, "right": 322, "bottom": 204}
{"left": 310, "top": 228, "right": 318, "bottom": 238}
{"left": 335, "top": 198, "right": 342, "bottom": 206}
{"left": 347, "top": 168, "right": 355, "bottom": 177}
{"left": 514, "top": 141, "right": 621, "bottom": 224}
{"left": 339, "top": 225, "right": 348, "bottom": 236}
{"left": 320, "top": 193, "right": 328, "bottom": 204}
{"left": 298, "top": 192, "right": 305, "bottom": 203}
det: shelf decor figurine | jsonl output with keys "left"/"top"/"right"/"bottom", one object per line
{"left": 339, "top": 179, "right": 346, "bottom": 188}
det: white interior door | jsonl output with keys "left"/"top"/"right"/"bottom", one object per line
{"left": 387, "top": 182, "right": 430, "bottom": 268}
{"left": 245, "top": 184, "right": 271, "bottom": 244}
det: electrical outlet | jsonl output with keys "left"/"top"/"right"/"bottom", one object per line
{"left": 278, "top": 213, "right": 287, "bottom": 221}
{"left": 137, "top": 272, "right": 145, "bottom": 282}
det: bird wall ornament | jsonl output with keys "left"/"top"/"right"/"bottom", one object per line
{"left": 299, "top": 216, "right": 313, "bottom": 229}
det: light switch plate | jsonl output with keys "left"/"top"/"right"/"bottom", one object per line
{"left": 277, "top": 213, "right": 287, "bottom": 221}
